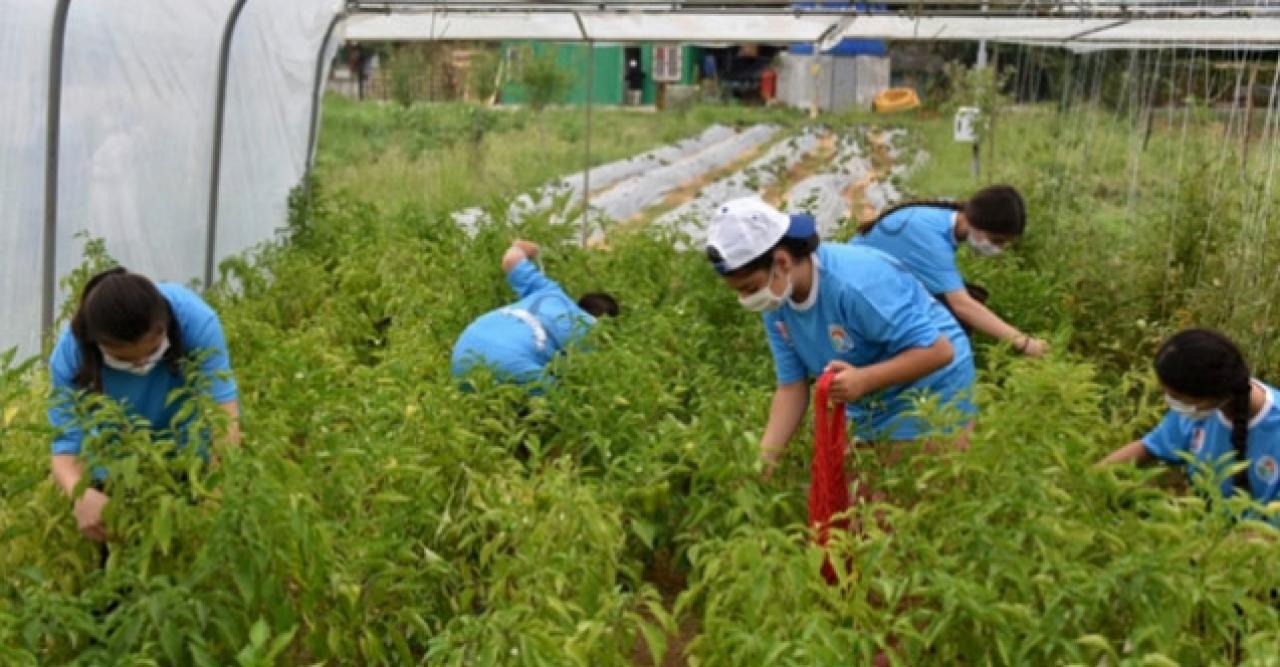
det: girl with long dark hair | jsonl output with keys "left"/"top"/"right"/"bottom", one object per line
{"left": 48, "top": 268, "right": 240, "bottom": 543}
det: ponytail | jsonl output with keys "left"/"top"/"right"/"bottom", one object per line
{"left": 1227, "top": 384, "right": 1253, "bottom": 493}
{"left": 857, "top": 199, "right": 963, "bottom": 236}
{"left": 1154, "top": 328, "right": 1253, "bottom": 494}
{"left": 857, "top": 185, "right": 1025, "bottom": 239}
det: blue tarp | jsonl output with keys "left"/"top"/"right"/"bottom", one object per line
{"left": 789, "top": 2, "right": 887, "bottom": 57}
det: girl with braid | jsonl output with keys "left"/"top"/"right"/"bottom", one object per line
{"left": 850, "top": 185, "right": 1049, "bottom": 357}
{"left": 1101, "top": 329, "right": 1280, "bottom": 511}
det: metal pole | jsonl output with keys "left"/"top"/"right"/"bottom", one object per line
{"left": 574, "top": 12, "right": 592, "bottom": 245}
{"left": 42, "top": 0, "right": 74, "bottom": 337}
{"left": 975, "top": 0, "right": 987, "bottom": 67}
{"left": 303, "top": 11, "right": 347, "bottom": 219}
{"left": 582, "top": 41, "right": 594, "bottom": 245}
{"left": 204, "top": 0, "right": 250, "bottom": 289}
{"left": 306, "top": 12, "right": 347, "bottom": 174}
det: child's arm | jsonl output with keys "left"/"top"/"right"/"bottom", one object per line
{"left": 824, "top": 336, "right": 953, "bottom": 403}
{"left": 1098, "top": 440, "right": 1153, "bottom": 465}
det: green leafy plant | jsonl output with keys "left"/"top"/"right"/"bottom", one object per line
{"left": 518, "top": 46, "right": 575, "bottom": 113}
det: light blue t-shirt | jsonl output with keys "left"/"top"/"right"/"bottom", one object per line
{"left": 763, "top": 244, "right": 976, "bottom": 442}
{"left": 851, "top": 205, "right": 965, "bottom": 296}
{"left": 451, "top": 259, "right": 595, "bottom": 385}
{"left": 47, "top": 284, "right": 239, "bottom": 469}
{"left": 1142, "top": 381, "right": 1280, "bottom": 506}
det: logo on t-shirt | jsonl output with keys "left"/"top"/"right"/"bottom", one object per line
{"left": 1189, "top": 428, "right": 1206, "bottom": 455}
{"left": 775, "top": 321, "right": 792, "bottom": 345}
{"left": 828, "top": 324, "right": 854, "bottom": 353}
{"left": 1256, "top": 455, "right": 1279, "bottom": 485}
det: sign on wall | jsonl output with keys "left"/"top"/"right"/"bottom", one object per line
{"left": 653, "top": 46, "right": 683, "bottom": 82}
{"left": 954, "top": 106, "right": 980, "bottom": 143}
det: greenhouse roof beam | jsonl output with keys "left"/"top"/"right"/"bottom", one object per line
{"left": 345, "top": 11, "right": 1280, "bottom": 46}
{"left": 348, "top": 1, "right": 1280, "bottom": 20}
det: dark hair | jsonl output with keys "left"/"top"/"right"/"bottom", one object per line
{"left": 857, "top": 185, "right": 1025, "bottom": 238}
{"left": 705, "top": 233, "right": 820, "bottom": 278}
{"left": 578, "top": 292, "right": 620, "bottom": 318}
{"left": 1154, "top": 328, "right": 1253, "bottom": 493}
{"left": 70, "top": 268, "right": 184, "bottom": 392}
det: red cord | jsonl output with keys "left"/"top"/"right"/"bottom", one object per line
{"left": 810, "top": 371, "right": 851, "bottom": 585}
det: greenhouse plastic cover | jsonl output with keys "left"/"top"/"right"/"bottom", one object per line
{"left": 345, "top": 12, "right": 835, "bottom": 43}
{"left": 0, "top": 0, "right": 341, "bottom": 358}
{"left": 345, "top": 10, "right": 1280, "bottom": 47}
{"left": 838, "top": 16, "right": 1280, "bottom": 45}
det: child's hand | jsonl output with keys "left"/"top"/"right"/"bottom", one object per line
{"left": 513, "top": 239, "right": 540, "bottom": 259}
{"left": 822, "top": 360, "right": 870, "bottom": 403}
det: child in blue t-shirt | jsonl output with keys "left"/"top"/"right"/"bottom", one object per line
{"left": 850, "top": 185, "right": 1048, "bottom": 357}
{"left": 48, "top": 268, "right": 240, "bottom": 544}
{"left": 1101, "top": 329, "right": 1280, "bottom": 513}
{"left": 451, "top": 239, "right": 619, "bottom": 389}
{"left": 705, "top": 197, "right": 976, "bottom": 482}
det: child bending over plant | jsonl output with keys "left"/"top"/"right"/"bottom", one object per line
{"left": 451, "top": 239, "right": 619, "bottom": 390}
{"left": 850, "top": 184, "right": 1048, "bottom": 356}
{"left": 48, "top": 268, "right": 240, "bottom": 545}
{"left": 704, "top": 197, "right": 976, "bottom": 486}
{"left": 1101, "top": 329, "right": 1280, "bottom": 515}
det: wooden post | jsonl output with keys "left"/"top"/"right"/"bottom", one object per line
{"left": 1242, "top": 63, "right": 1259, "bottom": 169}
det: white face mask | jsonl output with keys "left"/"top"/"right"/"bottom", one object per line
{"left": 967, "top": 233, "right": 1003, "bottom": 257}
{"left": 1165, "top": 393, "right": 1218, "bottom": 421}
{"left": 101, "top": 336, "right": 170, "bottom": 376}
{"left": 738, "top": 266, "right": 793, "bottom": 313}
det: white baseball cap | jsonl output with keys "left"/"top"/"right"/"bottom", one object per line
{"left": 705, "top": 197, "right": 816, "bottom": 275}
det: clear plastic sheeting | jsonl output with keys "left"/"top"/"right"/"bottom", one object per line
{"left": 345, "top": 10, "right": 1280, "bottom": 47}
{"left": 840, "top": 16, "right": 1117, "bottom": 42}
{"left": 0, "top": 0, "right": 53, "bottom": 357}
{"left": 451, "top": 124, "right": 736, "bottom": 232}
{"left": 580, "top": 13, "right": 830, "bottom": 43}
{"left": 345, "top": 12, "right": 583, "bottom": 41}
{"left": 656, "top": 128, "right": 825, "bottom": 246}
{"left": 1079, "top": 18, "right": 1280, "bottom": 45}
{"left": 55, "top": 0, "right": 233, "bottom": 324}
{"left": 782, "top": 131, "right": 873, "bottom": 236}
{"left": 2, "top": 0, "right": 344, "bottom": 358}
{"left": 587, "top": 124, "right": 779, "bottom": 224}
{"left": 217, "top": 0, "right": 344, "bottom": 265}
{"left": 1011, "top": 39, "right": 1280, "bottom": 53}
{"left": 345, "top": 11, "right": 832, "bottom": 42}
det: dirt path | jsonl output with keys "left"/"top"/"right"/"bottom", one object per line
{"left": 629, "top": 551, "right": 699, "bottom": 667}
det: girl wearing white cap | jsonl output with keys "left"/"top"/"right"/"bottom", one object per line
{"left": 705, "top": 197, "right": 976, "bottom": 479}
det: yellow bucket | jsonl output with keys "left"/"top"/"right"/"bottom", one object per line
{"left": 873, "top": 88, "right": 921, "bottom": 113}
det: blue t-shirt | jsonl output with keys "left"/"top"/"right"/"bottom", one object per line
{"left": 851, "top": 205, "right": 964, "bottom": 297}
{"left": 763, "top": 244, "right": 976, "bottom": 441}
{"left": 47, "top": 284, "right": 239, "bottom": 470}
{"left": 1142, "top": 381, "right": 1280, "bottom": 506}
{"left": 451, "top": 259, "right": 595, "bottom": 385}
